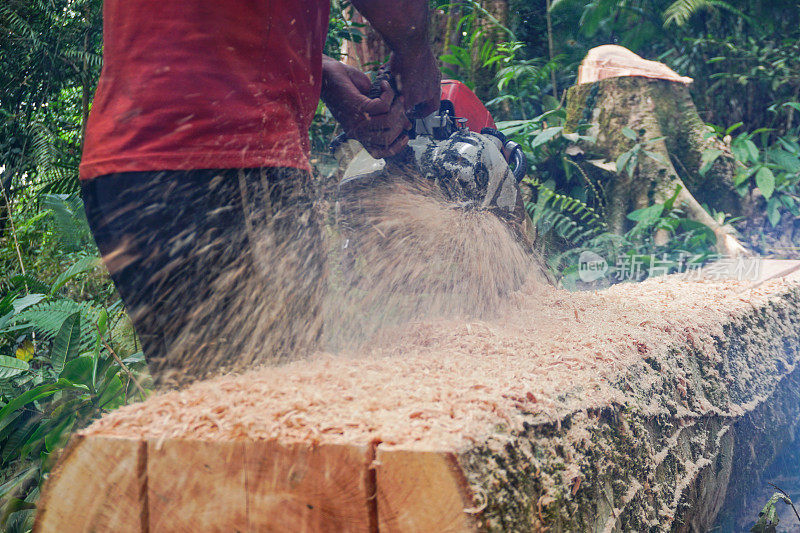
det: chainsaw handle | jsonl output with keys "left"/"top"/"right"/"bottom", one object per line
{"left": 481, "top": 128, "right": 527, "bottom": 183}
{"left": 368, "top": 69, "right": 390, "bottom": 99}
{"left": 330, "top": 68, "right": 402, "bottom": 155}
{"left": 506, "top": 141, "right": 527, "bottom": 183}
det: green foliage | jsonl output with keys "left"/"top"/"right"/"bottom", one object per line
{"left": 488, "top": 45, "right": 561, "bottom": 120}
{"left": 0, "top": 189, "right": 144, "bottom": 530}
{"left": 40, "top": 194, "right": 94, "bottom": 252}
{"left": 552, "top": 186, "right": 719, "bottom": 289}
{"left": 0, "top": 254, "right": 146, "bottom": 530}
{"left": 309, "top": 1, "right": 367, "bottom": 158}
{"left": 324, "top": 1, "right": 364, "bottom": 61}
{"left": 750, "top": 485, "right": 800, "bottom": 532}
{"left": 1, "top": 0, "right": 103, "bottom": 198}
{"left": 524, "top": 175, "right": 607, "bottom": 245}
{"left": 437, "top": 0, "right": 516, "bottom": 93}
{"left": 667, "top": 30, "right": 800, "bottom": 134}
{"left": 703, "top": 116, "right": 800, "bottom": 227}
{"left": 663, "top": 0, "right": 746, "bottom": 27}
{"left": 615, "top": 128, "right": 668, "bottom": 177}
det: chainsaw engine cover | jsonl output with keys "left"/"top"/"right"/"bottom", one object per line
{"left": 406, "top": 129, "right": 522, "bottom": 219}
{"left": 333, "top": 132, "right": 532, "bottom": 293}
{"left": 336, "top": 129, "right": 526, "bottom": 229}
{"left": 440, "top": 79, "right": 496, "bottom": 133}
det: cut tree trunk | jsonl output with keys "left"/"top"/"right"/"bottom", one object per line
{"left": 565, "top": 75, "right": 751, "bottom": 256}
{"left": 36, "top": 261, "right": 800, "bottom": 532}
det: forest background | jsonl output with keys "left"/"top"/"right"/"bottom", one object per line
{"left": 1, "top": 0, "right": 799, "bottom": 529}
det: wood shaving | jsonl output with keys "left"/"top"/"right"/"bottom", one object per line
{"left": 83, "top": 272, "right": 799, "bottom": 451}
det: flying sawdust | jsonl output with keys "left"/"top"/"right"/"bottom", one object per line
{"left": 324, "top": 175, "right": 546, "bottom": 351}
{"left": 140, "top": 168, "right": 543, "bottom": 387}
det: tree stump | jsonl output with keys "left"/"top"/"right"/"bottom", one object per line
{"left": 35, "top": 261, "right": 800, "bottom": 531}
{"left": 565, "top": 47, "right": 750, "bottom": 255}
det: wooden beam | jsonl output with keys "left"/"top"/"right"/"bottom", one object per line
{"left": 35, "top": 436, "right": 145, "bottom": 533}
{"left": 375, "top": 449, "right": 476, "bottom": 532}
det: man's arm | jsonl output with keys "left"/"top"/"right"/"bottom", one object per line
{"left": 319, "top": 1, "right": 441, "bottom": 158}
{"left": 349, "top": 0, "right": 440, "bottom": 117}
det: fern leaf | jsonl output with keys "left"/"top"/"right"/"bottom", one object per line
{"left": 664, "top": 0, "right": 748, "bottom": 26}
{"left": 41, "top": 193, "right": 92, "bottom": 251}
{"left": 8, "top": 275, "right": 51, "bottom": 295}
{"left": 12, "top": 300, "right": 99, "bottom": 353}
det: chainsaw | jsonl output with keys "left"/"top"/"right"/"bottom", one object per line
{"left": 329, "top": 75, "right": 534, "bottom": 293}
{"left": 331, "top": 76, "right": 528, "bottom": 228}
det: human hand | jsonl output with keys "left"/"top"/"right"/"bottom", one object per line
{"left": 389, "top": 45, "right": 441, "bottom": 118}
{"left": 321, "top": 57, "right": 412, "bottom": 159}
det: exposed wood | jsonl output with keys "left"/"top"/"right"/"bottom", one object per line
{"left": 147, "top": 439, "right": 247, "bottom": 532}
{"left": 376, "top": 449, "right": 476, "bottom": 532}
{"left": 35, "top": 436, "right": 145, "bottom": 533}
{"left": 36, "top": 262, "right": 800, "bottom": 531}
{"left": 577, "top": 45, "right": 693, "bottom": 85}
{"left": 244, "top": 441, "right": 374, "bottom": 532}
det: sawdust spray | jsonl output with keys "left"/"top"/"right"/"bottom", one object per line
{"left": 138, "top": 166, "right": 545, "bottom": 387}
{"left": 324, "top": 174, "right": 546, "bottom": 351}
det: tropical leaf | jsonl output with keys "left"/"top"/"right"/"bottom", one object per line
{"left": 11, "top": 294, "right": 46, "bottom": 315}
{"left": 60, "top": 356, "right": 93, "bottom": 385}
{"left": 11, "top": 300, "right": 99, "bottom": 354}
{"left": 0, "top": 381, "right": 74, "bottom": 434}
{"left": 622, "top": 127, "right": 638, "bottom": 140}
{"left": 8, "top": 275, "right": 50, "bottom": 295}
{"left": 663, "top": 0, "right": 749, "bottom": 27}
{"left": 531, "top": 127, "right": 563, "bottom": 149}
{"left": 50, "top": 256, "right": 101, "bottom": 295}
{"left": 700, "top": 148, "right": 723, "bottom": 176}
{"left": 41, "top": 194, "right": 93, "bottom": 251}
{"left": 0, "top": 356, "right": 29, "bottom": 380}
{"left": 617, "top": 151, "right": 633, "bottom": 175}
{"left": 756, "top": 166, "right": 776, "bottom": 199}
{"left": 50, "top": 312, "right": 81, "bottom": 373}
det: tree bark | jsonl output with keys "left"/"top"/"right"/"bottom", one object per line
{"left": 340, "top": 11, "right": 389, "bottom": 71}
{"left": 341, "top": 5, "right": 464, "bottom": 72}
{"left": 565, "top": 76, "right": 750, "bottom": 255}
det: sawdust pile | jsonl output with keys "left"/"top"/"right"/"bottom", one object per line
{"left": 324, "top": 177, "right": 542, "bottom": 350}
{"left": 83, "top": 274, "right": 797, "bottom": 450}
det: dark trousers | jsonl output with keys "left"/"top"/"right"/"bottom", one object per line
{"left": 81, "top": 168, "right": 326, "bottom": 388}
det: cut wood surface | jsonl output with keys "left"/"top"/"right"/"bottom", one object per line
{"left": 577, "top": 44, "right": 693, "bottom": 85}
{"left": 36, "top": 260, "right": 800, "bottom": 532}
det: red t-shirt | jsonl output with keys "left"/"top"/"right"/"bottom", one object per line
{"left": 80, "top": 1, "right": 330, "bottom": 180}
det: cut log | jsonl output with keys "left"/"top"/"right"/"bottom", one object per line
{"left": 35, "top": 436, "right": 145, "bottom": 532}
{"left": 376, "top": 450, "right": 476, "bottom": 532}
{"left": 36, "top": 261, "right": 800, "bottom": 531}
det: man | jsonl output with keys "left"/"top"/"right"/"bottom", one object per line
{"left": 79, "top": 1, "right": 440, "bottom": 387}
